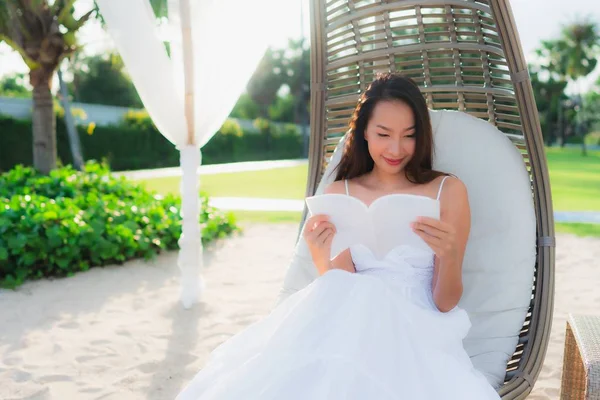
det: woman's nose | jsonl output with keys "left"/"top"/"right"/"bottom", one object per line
{"left": 387, "top": 139, "right": 403, "bottom": 156}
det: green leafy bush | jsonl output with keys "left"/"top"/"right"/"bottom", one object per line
{"left": 0, "top": 162, "right": 239, "bottom": 289}
{"left": 585, "top": 132, "right": 600, "bottom": 146}
{"left": 565, "top": 132, "right": 600, "bottom": 146}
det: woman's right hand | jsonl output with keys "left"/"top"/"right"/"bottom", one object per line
{"left": 303, "top": 214, "right": 336, "bottom": 273}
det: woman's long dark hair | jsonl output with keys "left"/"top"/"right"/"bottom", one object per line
{"left": 334, "top": 73, "right": 446, "bottom": 184}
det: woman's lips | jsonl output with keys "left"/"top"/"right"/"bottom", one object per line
{"left": 383, "top": 156, "right": 403, "bottom": 166}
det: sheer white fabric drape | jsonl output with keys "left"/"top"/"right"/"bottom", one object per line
{"left": 96, "top": 0, "right": 283, "bottom": 308}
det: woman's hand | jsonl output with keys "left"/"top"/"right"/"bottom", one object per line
{"left": 411, "top": 217, "right": 458, "bottom": 263}
{"left": 303, "top": 214, "right": 336, "bottom": 273}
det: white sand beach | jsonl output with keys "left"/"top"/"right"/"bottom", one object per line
{"left": 0, "top": 224, "right": 598, "bottom": 399}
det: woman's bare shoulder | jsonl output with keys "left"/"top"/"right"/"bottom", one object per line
{"left": 439, "top": 175, "right": 467, "bottom": 199}
{"left": 324, "top": 180, "right": 347, "bottom": 195}
{"left": 438, "top": 175, "right": 470, "bottom": 219}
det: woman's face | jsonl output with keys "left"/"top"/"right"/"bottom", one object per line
{"left": 364, "top": 100, "right": 416, "bottom": 175}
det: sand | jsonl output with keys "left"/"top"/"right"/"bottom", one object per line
{"left": 0, "top": 224, "right": 598, "bottom": 399}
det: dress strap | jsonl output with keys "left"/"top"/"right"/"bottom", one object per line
{"left": 344, "top": 179, "right": 350, "bottom": 195}
{"left": 436, "top": 176, "right": 450, "bottom": 200}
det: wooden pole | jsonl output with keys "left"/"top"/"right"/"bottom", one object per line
{"left": 180, "top": 0, "right": 195, "bottom": 146}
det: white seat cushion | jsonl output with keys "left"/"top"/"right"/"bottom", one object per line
{"left": 277, "top": 109, "right": 537, "bottom": 388}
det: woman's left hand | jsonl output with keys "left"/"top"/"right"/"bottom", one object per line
{"left": 411, "top": 217, "right": 457, "bottom": 262}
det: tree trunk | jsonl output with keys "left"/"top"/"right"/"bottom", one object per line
{"left": 558, "top": 100, "right": 566, "bottom": 147}
{"left": 577, "top": 82, "right": 588, "bottom": 157}
{"left": 545, "top": 108, "right": 553, "bottom": 146}
{"left": 31, "top": 71, "right": 57, "bottom": 174}
{"left": 577, "top": 113, "right": 588, "bottom": 157}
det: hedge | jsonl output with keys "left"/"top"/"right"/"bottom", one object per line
{"left": 0, "top": 113, "right": 304, "bottom": 172}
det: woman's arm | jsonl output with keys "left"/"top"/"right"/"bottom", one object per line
{"left": 432, "top": 177, "right": 470, "bottom": 312}
{"left": 330, "top": 249, "right": 356, "bottom": 273}
{"left": 412, "top": 177, "right": 471, "bottom": 312}
{"left": 321, "top": 181, "right": 356, "bottom": 274}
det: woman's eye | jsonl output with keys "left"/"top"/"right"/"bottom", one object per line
{"left": 405, "top": 133, "right": 416, "bottom": 138}
{"left": 377, "top": 133, "right": 389, "bottom": 137}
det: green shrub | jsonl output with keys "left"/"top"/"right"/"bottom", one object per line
{"left": 585, "top": 132, "right": 600, "bottom": 146}
{"left": 202, "top": 118, "right": 303, "bottom": 164}
{"left": 0, "top": 162, "right": 239, "bottom": 289}
{"left": 0, "top": 114, "right": 304, "bottom": 172}
{"left": 121, "top": 109, "right": 158, "bottom": 131}
{"left": 566, "top": 135, "right": 583, "bottom": 144}
{"left": 565, "top": 132, "right": 600, "bottom": 146}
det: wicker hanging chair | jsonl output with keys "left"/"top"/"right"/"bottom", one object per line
{"left": 294, "top": 0, "right": 556, "bottom": 398}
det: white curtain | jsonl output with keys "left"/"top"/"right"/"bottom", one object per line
{"left": 96, "top": 0, "right": 285, "bottom": 308}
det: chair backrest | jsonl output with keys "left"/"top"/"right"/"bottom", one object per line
{"left": 298, "top": 0, "right": 555, "bottom": 397}
{"left": 430, "top": 109, "right": 536, "bottom": 387}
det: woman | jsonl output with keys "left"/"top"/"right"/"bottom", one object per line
{"left": 176, "top": 73, "right": 500, "bottom": 399}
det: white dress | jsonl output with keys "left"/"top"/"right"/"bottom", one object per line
{"left": 176, "top": 178, "right": 501, "bottom": 400}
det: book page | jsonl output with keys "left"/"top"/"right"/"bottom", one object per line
{"left": 305, "top": 194, "right": 373, "bottom": 260}
{"left": 370, "top": 195, "right": 440, "bottom": 258}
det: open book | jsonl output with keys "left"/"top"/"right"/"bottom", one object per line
{"left": 305, "top": 193, "right": 440, "bottom": 260}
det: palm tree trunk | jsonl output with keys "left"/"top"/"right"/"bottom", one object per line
{"left": 31, "top": 69, "right": 57, "bottom": 174}
{"left": 545, "top": 107, "right": 553, "bottom": 146}
{"left": 577, "top": 81, "right": 588, "bottom": 157}
{"left": 558, "top": 100, "right": 566, "bottom": 147}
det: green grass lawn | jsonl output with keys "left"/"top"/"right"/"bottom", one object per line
{"left": 229, "top": 210, "right": 303, "bottom": 225}
{"left": 546, "top": 148, "right": 600, "bottom": 237}
{"left": 546, "top": 147, "right": 600, "bottom": 211}
{"left": 555, "top": 223, "right": 600, "bottom": 237}
{"left": 139, "top": 165, "right": 308, "bottom": 200}
{"left": 139, "top": 148, "right": 600, "bottom": 236}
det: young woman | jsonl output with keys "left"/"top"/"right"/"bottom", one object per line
{"left": 176, "top": 73, "right": 500, "bottom": 399}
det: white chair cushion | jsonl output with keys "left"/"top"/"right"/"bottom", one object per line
{"left": 277, "top": 109, "right": 537, "bottom": 389}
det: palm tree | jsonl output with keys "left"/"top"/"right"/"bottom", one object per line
{"left": 557, "top": 20, "right": 599, "bottom": 155}
{"left": 535, "top": 20, "right": 600, "bottom": 155}
{"left": 0, "top": 0, "right": 169, "bottom": 174}
{"left": 561, "top": 21, "right": 599, "bottom": 86}
{"left": 563, "top": 21, "right": 600, "bottom": 155}
{"left": 534, "top": 40, "right": 570, "bottom": 146}
{"left": 0, "top": 1, "right": 96, "bottom": 174}
{"left": 529, "top": 63, "right": 568, "bottom": 146}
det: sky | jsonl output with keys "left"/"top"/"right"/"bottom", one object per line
{"left": 1, "top": 0, "right": 599, "bottom": 91}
